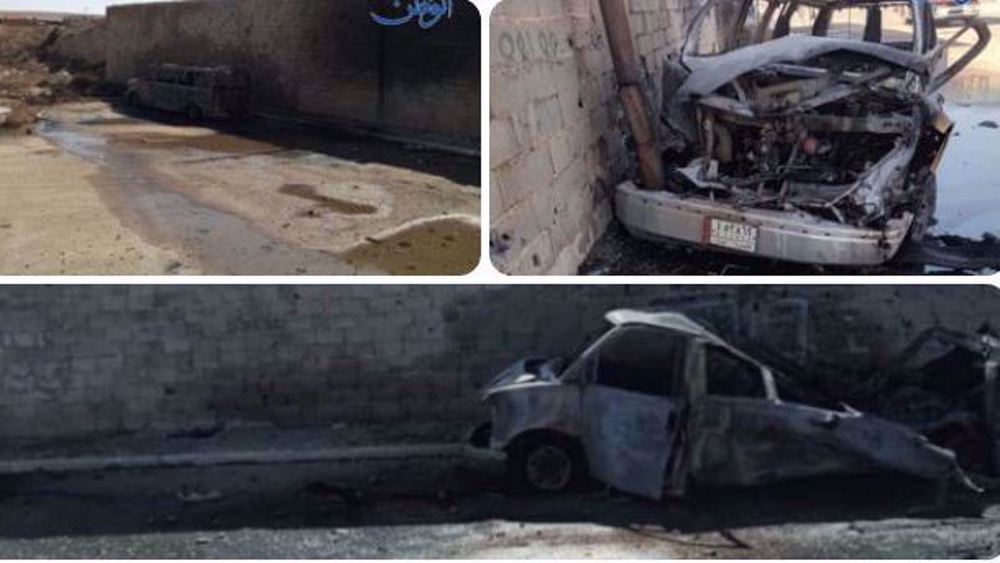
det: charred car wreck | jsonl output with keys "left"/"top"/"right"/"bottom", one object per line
{"left": 616, "top": 0, "right": 990, "bottom": 266}
{"left": 480, "top": 310, "right": 998, "bottom": 500}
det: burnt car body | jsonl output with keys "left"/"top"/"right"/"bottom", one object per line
{"left": 616, "top": 0, "right": 990, "bottom": 265}
{"left": 125, "top": 64, "right": 250, "bottom": 120}
{"left": 483, "top": 309, "right": 992, "bottom": 499}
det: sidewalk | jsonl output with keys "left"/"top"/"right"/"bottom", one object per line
{"left": 0, "top": 423, "right": 495, "bottom": 476}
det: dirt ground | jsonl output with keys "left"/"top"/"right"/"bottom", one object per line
{"left": 0, "top": 450, "right": 996, "bottom": 558}
{"left": 0, "top": 101, "right": 480, "bottom": 275}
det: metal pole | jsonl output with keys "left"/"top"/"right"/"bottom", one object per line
{"left": 598, "top": 0, "right": 664, "bottom": 191}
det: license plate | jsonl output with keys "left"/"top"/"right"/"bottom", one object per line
{"left": 705, "top": 218, "right": 758, "bottom": 253}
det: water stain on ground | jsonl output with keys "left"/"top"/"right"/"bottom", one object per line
{"left": 279, "top": 183, "right": 377, "bottom": 216}
{"left": 109, "top": 132, "right": 279, "bottom": 154}
{"left": 345, "top": 218, "right": 479, "bottom": 275}
{"left": 37, "top": 121, "right": 357, "bottom": 275}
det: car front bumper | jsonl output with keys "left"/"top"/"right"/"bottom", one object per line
{"left": 616, "top": 181, "right": 913, "bottom": 266}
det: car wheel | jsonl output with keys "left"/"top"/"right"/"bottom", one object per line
{"left": 507, "top": 434, "right": 584, "bottom": 494}
{"left": 186, "top": 105, "right": 203, "bottom": 121}
{"left": 909, "top": 173, "right": 938, "bottom": 243}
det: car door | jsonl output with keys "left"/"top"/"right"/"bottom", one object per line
{"left": 581, "top": 326, "right": 689, "bottom": 500}
{"left": 687, "top": 343, "right": 972, "bottom": 488}
{"left": 924, "top": 10, "right": 991, "bottom": 93}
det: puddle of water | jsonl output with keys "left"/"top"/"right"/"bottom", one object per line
{"left": 36, "top": 120, "right": 110, "bottom": 165}
{"left": 279, "top": 183, "right": 377, "bottom": 216}
{"left": 109, "top": 132, "right": 278, "bottom": 154}
{"left": 345, "top": 218, "right": 480, "bottom": 275}
{"left": 78, "top": 117, "right": 143, "bottom": 126}
{"left": 37, "top": 120, "right": 356, "bottom": 275}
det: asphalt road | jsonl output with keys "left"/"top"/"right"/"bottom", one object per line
{"left": 0, "top": 454, "right": 997, "bottom": 558}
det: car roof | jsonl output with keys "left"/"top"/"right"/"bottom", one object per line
{"left": 605, "top": 309, "right": 729, "bottom": 345}
{"left": 606, "top": 309, "right": 776, "bottom": 369}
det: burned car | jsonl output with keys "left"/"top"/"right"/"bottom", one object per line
{"left": 126, "top": 64, "right": 251, "bottom": 120}
{"left": 481, "top": 309, "right": 993, "bottom": 499}
{"left": 616, "top": 0, "right": 990, "bottom": 265}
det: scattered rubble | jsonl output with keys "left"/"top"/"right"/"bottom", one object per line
{"left": 0, "top": 17, "right": 103, "bottom": 133}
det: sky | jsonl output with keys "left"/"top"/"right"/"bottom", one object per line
{"left": 0, "top": 0, "right": 177, "bottom": 15}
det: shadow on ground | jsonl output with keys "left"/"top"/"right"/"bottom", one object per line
{"left": 109, "top": 102, "right": 480, "bottom": 187}
{"left": 0, "top": 457, "right": 993, "bottom": 542}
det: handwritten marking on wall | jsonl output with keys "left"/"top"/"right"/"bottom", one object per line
{"left": 371, "top": 0, "right": 453, "bottom": 29}
{"left": 497, "top": 29, "right": 563, "bottom": 65}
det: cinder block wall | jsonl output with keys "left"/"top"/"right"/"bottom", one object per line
{"left": 0, "top": 286, "right": 995, "bottom": 445}
{"left": 101, "top": 0, "right": 480, "bottom": 143}
{"left": 490, "top": 0, "right": 704, "bottom": 274}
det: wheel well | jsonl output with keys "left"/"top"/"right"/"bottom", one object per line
{"left": 506, "top": 429, "right": 584, "bottom": 459}
{"left": 465, "top": 421, "right": 493, "bottom": 448}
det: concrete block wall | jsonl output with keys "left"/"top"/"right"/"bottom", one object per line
{"left": 101, "top": 0, "right": 480, "bottom": 143}
{"left": 0, "top": 286, "right": 995, "bottom": 445}
{"left": 490, "top": 0, "right": 704, "bottom": 274}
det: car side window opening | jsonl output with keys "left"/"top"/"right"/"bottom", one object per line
{"left": 705, "top": 345, "right": 767, "bottom": 398}
{"left": 594, "top": 326, "right": 687, "bottom": 397}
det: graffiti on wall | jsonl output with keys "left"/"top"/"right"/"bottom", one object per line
{"left": 496, "top": 28, "right": 565, "bottom": 68}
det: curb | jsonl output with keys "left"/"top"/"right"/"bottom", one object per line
{"left": 0, "top": 444, "right": 501, "bottom": 476}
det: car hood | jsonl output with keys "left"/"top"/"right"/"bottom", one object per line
{"left": 681, "top": 35, "right": 930, "bottom": 98}
{"left": 482, "top": 357, "right": 564, "bottom": 398}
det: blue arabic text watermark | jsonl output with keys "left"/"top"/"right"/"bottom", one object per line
{"left": 371, "top": 0, "right": 453, "bottom": 29}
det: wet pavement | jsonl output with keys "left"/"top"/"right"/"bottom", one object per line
{"left": 0, "top": 101, "right": 480, "bottom": 275}
{"left": 0, "top": 450, "right": 997, "bottom": 558}
{"left": 581, "top": 22, "right": 1000, "bottom": 276}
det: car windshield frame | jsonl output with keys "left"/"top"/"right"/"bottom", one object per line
{"left": 682, "top": 0, "right": 927, "bottom": 61}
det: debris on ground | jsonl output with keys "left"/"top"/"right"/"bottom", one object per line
{"left": 302, "top": 481, "right": 367, "bottom": 505}
{"left": 0, "top": 17, "right": 104, "bottom": 133}
{"left": 176, "top": 487, "right": 224, "bottom": 503}
{"left": 978, "top": 120, "right": 999, "bottom": 129}
{"left": 166, "top": 422, "right": 225, "bottom": 440}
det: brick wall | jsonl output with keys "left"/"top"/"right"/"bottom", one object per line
{"left": 99, "top": 0, "right": 479, "bottom": 143}
{"left": 490, "top": 0, "right": 704, "bottom": 274}
{"left": 0, "top": 286, "right": 995, "bottom": 446}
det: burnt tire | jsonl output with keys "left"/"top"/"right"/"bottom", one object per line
{"left": 506, "top": 433, "right": 586, "bottom": 495}
{"left": 186, "top": 104, "right": 203, "bottom": 121}
{"left": 909, "top": 173, "right": 938, "bottom": 243}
